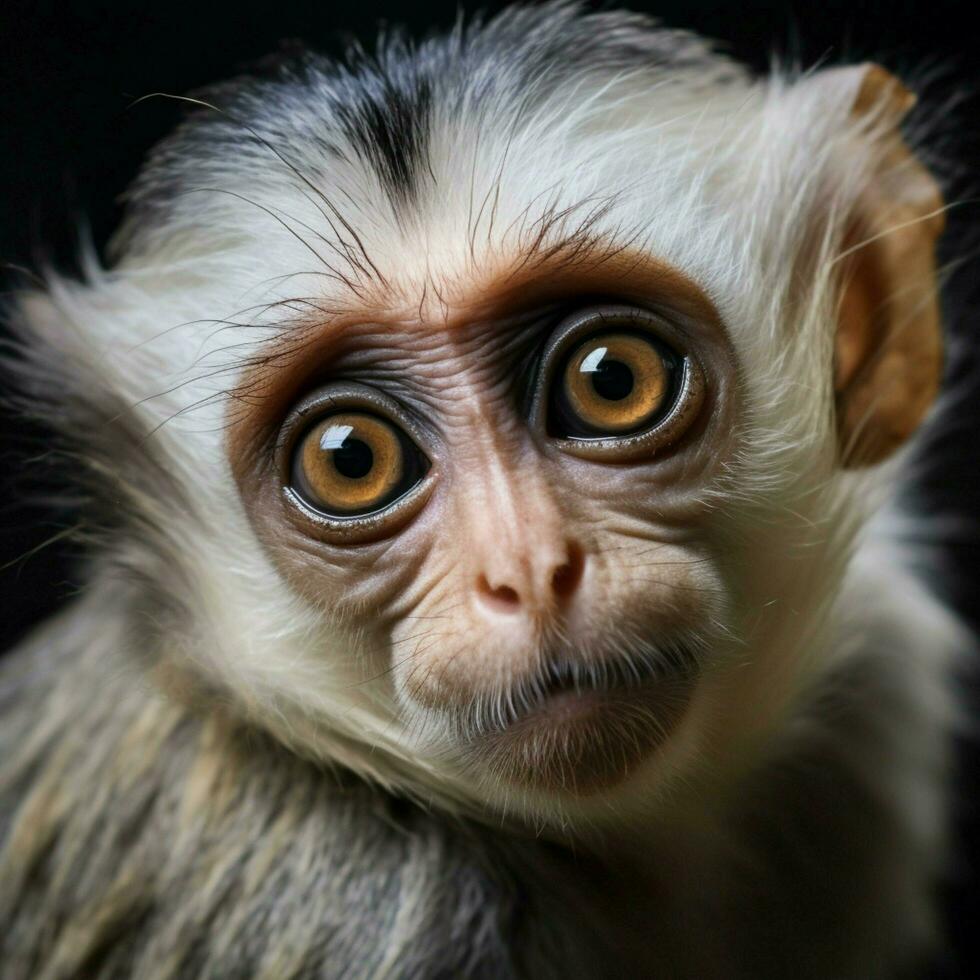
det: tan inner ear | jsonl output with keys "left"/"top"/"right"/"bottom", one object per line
{"left": 834, "top": 64, "right": 945, "bottom": 467}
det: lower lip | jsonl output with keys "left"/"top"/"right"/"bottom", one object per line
{"left": 477, "top": 674, "right": 696, "bottom": 796}
{"left": 520, "top": 682, "right": 626, "bottom": 724}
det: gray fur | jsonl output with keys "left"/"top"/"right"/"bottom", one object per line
{"left": 0, "top": 588, "right": 612, "bottom": 980}
{"left": 0, "top": 574, "right": 951, "bottom": 978}
{"left": 114, "top": 1, "right": 742, "bottom": 254}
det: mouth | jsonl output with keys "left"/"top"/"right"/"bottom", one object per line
{"left": 462, "top": 644, "right": 699, "bottom": 796}
{"left": 536, "top": 652, "right": 665, "bottom": 699}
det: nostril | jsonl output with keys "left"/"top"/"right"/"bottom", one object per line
{"left": 475, "top": 542, "right": 585, "bottom": 614}
{"left": 476, "top": 574, "right": 521, "bottom": 613}
{"left": 551, "top": 542, "right": 585, "bottom": 601}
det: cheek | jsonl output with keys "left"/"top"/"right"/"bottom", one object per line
{"left": 261, "top": 513, "right": 441, "bottom": 625}
{"left": 385, "top": 564, "right": 532, "bottom": 711}
{"left": 602, "top": 539, "right": 730, "bottom": 638}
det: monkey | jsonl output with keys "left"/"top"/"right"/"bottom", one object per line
{"left": 0, "top": 2, "right": 971, "bottom": 977}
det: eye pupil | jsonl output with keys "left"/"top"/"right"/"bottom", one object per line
{"left": 333, "top": 438, "right": 374, "bottom": 479}
{"left": 589, "top": 358, "right": 634, "bottom": 402}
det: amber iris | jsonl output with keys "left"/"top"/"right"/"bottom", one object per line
{"left": 291, "top": 412, "right": 418, "bottom": 516}
{"left": 558, "top": 332, "right": 673, "bottom": 436}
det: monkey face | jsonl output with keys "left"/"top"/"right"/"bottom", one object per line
{"left": 230, "top": 250, "right": 742, "bottom": 804}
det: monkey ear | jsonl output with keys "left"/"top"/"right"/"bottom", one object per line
{"left": 829, "top": 64, "right": 945, "bottom": 467}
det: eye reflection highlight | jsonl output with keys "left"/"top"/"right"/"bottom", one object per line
{"left": 320, "top": 424, "right": 355, "bottom": 451}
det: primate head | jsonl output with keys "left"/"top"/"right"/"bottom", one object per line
{"left": 10, "top": 3, "right": 944, "bottom": 832}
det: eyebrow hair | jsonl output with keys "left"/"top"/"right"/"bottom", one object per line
{"left": 228, "top": 214, "right": 635, "bottom": 371}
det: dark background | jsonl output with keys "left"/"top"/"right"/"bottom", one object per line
{"left": 1, "top": 1, "right": 977, "bottom": 975}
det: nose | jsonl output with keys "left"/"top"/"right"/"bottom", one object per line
{"left": 475, "top": 540, "right": 586, "bottom": 615}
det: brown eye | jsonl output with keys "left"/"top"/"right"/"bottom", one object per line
{"left": 290, "top": 412, "right": 428, "bottom": 517}
{"left": 550, "top": 332, "right": 680, "bottom": 439}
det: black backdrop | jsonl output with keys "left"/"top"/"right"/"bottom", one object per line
{"left": 1, "top": 1, "right": 977, "bottom": 976}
